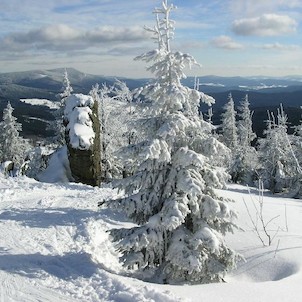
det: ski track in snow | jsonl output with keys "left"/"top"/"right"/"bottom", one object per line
{"left": 0, "top": 176, "right": 182, "bottom": 302}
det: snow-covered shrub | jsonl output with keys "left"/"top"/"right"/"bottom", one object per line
{"left": 101, "top": 0, "right": 238, "bottom": 284}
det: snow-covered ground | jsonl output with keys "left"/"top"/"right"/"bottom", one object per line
{"left": 20, "top": 99, "right": 59, "bottom": 109}
{"left": 0, "top": 175, "right": 301, "bottom": 301}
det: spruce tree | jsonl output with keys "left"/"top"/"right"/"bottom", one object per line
{"left": 0, "top": 102, "right": 30, "bottom": 167}
{"left": 288, "top": 115, "right": 302, "bottom": 197}
{"left": 237, "top": 95, "right": 256, "bottom": 147}
{"left": 231, "top": 95, "right": 258, "bottom": 184}
{"left": 91, "top": 81, "right": 135, "bottom": 180}
{"left": 100, "top": 0, "right": 238, "bottom": 284}
{"left": 221, "top": 93, "right": 238, "bottom": 151}
{"left": 258, "top": 105, "right": 296, "bottom": 193}
{"left": 49, "top": 69, "right": 73, "bottom": 146}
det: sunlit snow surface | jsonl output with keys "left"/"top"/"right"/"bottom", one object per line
{"left": 0, "top": 174, "right": 301, "bottom": 302}
{"left": 20, "top": 98, "right": 60, "bottom": 109}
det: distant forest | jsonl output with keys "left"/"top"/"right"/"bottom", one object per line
{"left": 1, "top": 68, "right": 302, "bottom": 139}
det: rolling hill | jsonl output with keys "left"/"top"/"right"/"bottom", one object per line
{"left": 1, "top": 68, "right": 302, "bottom": 139}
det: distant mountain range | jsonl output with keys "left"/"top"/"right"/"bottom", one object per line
{"left": 0, "top": 68, "right": 148, "bottom": 139}
{"left": 1, "top": 68, "right": 302, "bottom": 139}
{"left": 184, "top": 75, "right": 302, "bottom": 93}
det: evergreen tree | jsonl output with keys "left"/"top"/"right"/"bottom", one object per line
{"left": 221, "top": 93, "right": 238, "bottom": 151}
{"left": 100, "top": 0, "right": 238, "bottom": 284}
{"left": 91, "top": 81, "right": 135, "bottom": 180}
{"left": 237, "top": 95, "right": 256, "bottom": 147}
{"left": 49, "top": 69, "right": 73, "bottom": 146}
{"left": 288, "top": 115, "right": 302, "bottom": 197}
{"left": 60, "top": 69, "right": 73, "bottom": 100}
{"left": 231, "top": 95, "right": 258, "bottom": 184}
{"left": 258, "top": 105, "right": 297, "bottom": 193}
{"left": 0, "top": 102, "right": 30, "bottom": 167}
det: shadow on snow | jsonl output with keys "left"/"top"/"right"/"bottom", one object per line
{"left": 0, "top": 207, "right": 98, "bottom": 228}
{"left": 0, "top": 251, "right": 98, "bottom": 280}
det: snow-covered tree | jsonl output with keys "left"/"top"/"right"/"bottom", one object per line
{"left": 288, "top": 114, "right": 302, "bottom": 197}
{"left": 230, "top": 95, "right": 258, "bottom": 184}
{"left": 221, "top": 93, "right": 238, "bottom": 151}
{"left": 49, "top": 69, "right": 74, "bottom": 146}
{"left": 91, "top": 80, "right": 135, "bottom": 180}
{"left": 25, "top": 145, "right": 54, "bottom": 179}
{"left": 0, "top": 102, "right": 31, "bottom": 167}
{"left": 60, "top": 69, "right": 73, "bottom": 100}
{"left": 206, "top": 107, "right": 213, "bottom": 124}
{"left": 100, "top": 0, "right": 238, "bottom": 284}
{"left": 258, "top": 105, "right": 297, "bottom": 193}
{"left": 237, "top": 95, "right": 256, "bottom": 147}
{"left": 112, "top": 79, "right": 139, "bottom": 146}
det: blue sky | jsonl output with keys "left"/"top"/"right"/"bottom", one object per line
{"left": 0, "top": 0, "right": 302, "bottom": 78}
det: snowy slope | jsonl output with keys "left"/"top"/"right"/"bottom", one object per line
{"left": 0, "top": 176, "right": 181, "bottom": 302}
{"left": 172, "top": 185, "right": 302, "bottom": 302}
{"left": 0, "top": 175, "right": 301, "bottom": 302}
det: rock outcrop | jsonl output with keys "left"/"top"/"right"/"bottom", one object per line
{"left": 64, "top": 94, "right": 100, "bottom": 186}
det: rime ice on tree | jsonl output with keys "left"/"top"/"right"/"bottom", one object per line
{"left": 258, "top": 105, "right": 298, "bottom": 194}
{"left": 230, "top": 95, "right": 258, "bottom": 184}
{"left": 48, "top": 69, "right": 74, "bottom": 147}
{"left": 101, "top": 0, "right": 239, "bottom": 284}
{"left": 0, "top": 102, "right": 30, "bottom": 167}
{"left": 90, "top": 81, "right": 135, "bottom": 181}
{"left": 221, "top": 93, "right": 238, "bottom": 151}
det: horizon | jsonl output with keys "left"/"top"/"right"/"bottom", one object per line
{"left": 1, "top": 1, "right": 302, "bottom": 78}
{"left": 2, "top": 66, "right": 302, "bottom": 80}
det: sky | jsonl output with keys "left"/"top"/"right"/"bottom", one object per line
{"left": 1, "top": 0, "right": 302, "bottom": 78}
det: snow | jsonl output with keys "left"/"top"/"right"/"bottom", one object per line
{"left": 238, "top": 84, "right": 288, "bottom": 90}
{"left": 0, "top": 175, "right": 182, "bottom": 302}
{"left": 20, "top": 98, "right": 60, "bottom": 109}
{"left": 25, "top": 116, "right": 49, "bottom": 123}
{"left": 38, "top": 146, "right": 72, "bottom": 183}
{"left": 200, "top": 83, "right": 225, "bottom": 87}
{"left": 64, "top": 94, "right": 95, "bottom": 150}
{"left": 0, "top": 175, "right": 301, "bottom": 301}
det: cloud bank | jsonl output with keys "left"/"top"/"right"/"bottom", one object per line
{"left": 232, "top": 14, "right": 297, "bottom": 36}
{"left": 0, "top": 24, "right": 147, "bottom": 53}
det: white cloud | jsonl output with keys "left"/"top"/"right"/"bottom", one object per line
{"left": 211, "top": 35, "right": 244, "bottom": 50}
{"left": 232, "top": 14, "right": 297, "bottom": 36}
{"left": 37, "top": 24, "right": 80, "bottom": 41}
{"left": 262, "top": 42, "right": 300, "bottom": 51}
{"left": 0, "top": 24, "right": 148, "bottom": 53}
{"left": 0, "top": 1, "right": 155, "bottom": 39}
{"left": 229, "top": 0, "right": 302, "bottom": 17}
